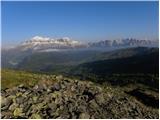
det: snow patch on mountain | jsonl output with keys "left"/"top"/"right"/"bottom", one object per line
{"left": 18, "top": 36, "right": 87, "bottom": 51}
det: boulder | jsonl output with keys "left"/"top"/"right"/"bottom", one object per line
{"left": 13, "top": 108, "right": 24, "bottom": 117}
{"left": 1, "top": 97, "right": 13, "bottom": 110}
{"left": 79, "top": 112, "right": 90, "bottom": 119}
{"left": 52, "top": 83, "right": 61, "bottom": 91}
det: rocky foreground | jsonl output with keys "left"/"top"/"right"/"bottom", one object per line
{"left": 1, "top": 75, "right": 159, "bottom": 119}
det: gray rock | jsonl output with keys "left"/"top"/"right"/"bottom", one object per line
{"left": 89, "top": 99, "right": 99, "bottom": 109}
{"left": 33, "top": 85, "right": 39, "bottom": 90}
{"left": 16, "top": 96, "right": 25, "bottom": 104}
{"left": 48, "top": 102, "right": 57, "bottom": 112}
{"left": 1, "top": 97, "right": 13, "bottom": 110}
{"left": 79, "top": 112, "right": 90, "bottom": 119}
{"left": 77, "top": 105, "right": 87, "bottom": 113}
{"left": 9, "top": 103, "right": 19, "bottom": 111}
{"left": 95, "top": 93, "right": 105, "bottom": 105}
{"left": 52, "top": 83, "right": 61, "bottom": 91}
{"left": 1, "top": 111, "right": 13, "bottom": 119}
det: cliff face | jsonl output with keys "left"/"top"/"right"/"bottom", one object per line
{"left": 1, "top": 75, "right": 159, "bottom": 119}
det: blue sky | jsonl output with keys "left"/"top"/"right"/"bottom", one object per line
{"left": 2, "top": 1, "right": 159, "bottom": 46}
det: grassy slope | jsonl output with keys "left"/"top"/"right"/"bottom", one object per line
{"left": 1, "top": 69, "right": 37, "bottom": 89}
{"left": 1, "top": 69, "right": 57, "bottom": 90}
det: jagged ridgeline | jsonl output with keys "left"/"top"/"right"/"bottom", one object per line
{"left": 1, "top": 46, "right": 159, "bottom": 119}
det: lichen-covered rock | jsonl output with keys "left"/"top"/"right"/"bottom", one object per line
{"left": 13, "top": 108, "right": 24, "bottom": 117}
{"left": 1, "top": 76, "right": 159, "bottom": 119}
{"left": 32, "top": 96, "right": 38, "bottom": 103}
{"left": 30, "top": 113, "right": 42, "bottom": 119}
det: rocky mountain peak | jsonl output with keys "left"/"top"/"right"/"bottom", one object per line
{"left": 18, "top": 36, "right": 87, "bottom": 51}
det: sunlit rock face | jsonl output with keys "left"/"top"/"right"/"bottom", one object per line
{"left": 17, "top": 36, "right": 88, "bottom": 51}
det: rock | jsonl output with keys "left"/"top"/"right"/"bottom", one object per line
{"left": 1, "top": 97, "right": 13, "bottom": 110}
{"left": 1, "top": 90, "right": 7, "bottom": 96}
{"left": 71, "top": 85, "right": 76, "bottom": 92}
{"left": 23, "top": 90, "right": 31, "bottom": 97}
{"left": 61, "top": 84, "right": 66, "bottom": 89}
{"left": 74, "top": 80, "right": 78, "bottom": 84}
{"left": 48, "top": 102, "right": 57, "bottom": 112}
{"left": 34, "top": 103, "right": 44, "bottom": 110}
{"left": 32, "top": 96, "right": 38, "bottom": 103}
{"left": 30, "top": 104, "right": 40, "bottom": 113}
{"left": 79, "top": 113, "right": 90, "bottom": 119}
{"left": 9, "top": 103, "right": 19, "bottom": 111}
{"left": 16, "top": 96, "right": 25, "bottom": 104}
{"left": 55, "top": 97, "right": 63, "bottom": 105}
{"left": 77, "top": 105, "right": 87, "bottom": 113}
{"left": 52, "top": 83, "right": 61, "bottom": 91}
{"left": 56, "top": 75, "right": 63, "bottom": 80}
{"left": 18, "top": 84, "right": 24, "bottom": 88}
{"left": 51, "top": 91, "right": 61, "bottom": 99}
{"left": 47, "top": 88, "right": 52, "bottom": 93}
{"left": 22, "top": 103, "right": 31, "bottom": 113}
{"left": 17, "top": 85, "right": 27, "bottom": 93}
{"left": 11, "top": 96, "right": 17, "bottom": 103}
{"left": 50, "top": 108, "right": 60, "bottom": 118}
{"left": 13, "top": 108, "right": 24, "bottom": 117}
{"left": 1, "top": 111, "right": 13, "bottom": 119}
{"left": 33, "top": 85, "right": 39, "bottom": 90}
{"left": 89, "top": 99, "right": 99, "bottom": 109}
{"left": 5, "top": 87, "right": 18, "bottom": 95}
{"left": 39, "top": 84, "right": 48, "bottom": 91}
{"left": 95, "top": 93, "right": 105, "bottom": 105}
{"left": 16, "top": 92, "right": 23, "bottom": 97}
{"left": 82, "top": 89, "right": 95, "bottom": 102}
{"left": 30, "top": 113, "right": 42, "bottom": 119}
{"left": 57, "top": 111, "right": 70, "bottom": 119}
{"left": 26, "top": 107, "right": 32, "bottom": 116}
{"left": 68, "top": 103, "right": 77, "bottom": 113}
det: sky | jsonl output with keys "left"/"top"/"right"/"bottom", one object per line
{"left": 2, "top": 1, "right": 159, "bottom": 47}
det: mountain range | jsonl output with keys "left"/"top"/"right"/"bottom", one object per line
{"left": 89, "top": 38, "right": 158, "bottom": 47}
{"left": 3, "top": 36, "right": 158, "bottom": 52}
